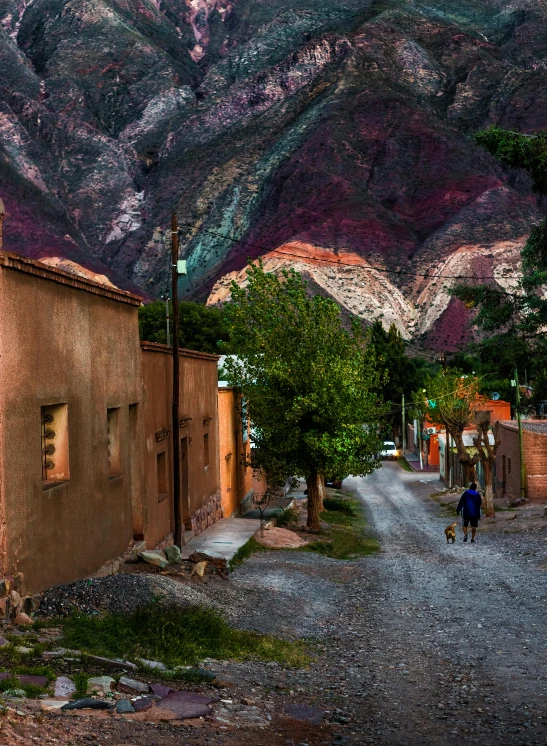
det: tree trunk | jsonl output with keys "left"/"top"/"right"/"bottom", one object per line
{"left": 306, "top": 473, "right": 323, "bottom": 532}
{"left": 318, "top": 476, "right": 326, "bottom": 513}
{"left": 483, "top": 461, "right": 495, "bottom": 518}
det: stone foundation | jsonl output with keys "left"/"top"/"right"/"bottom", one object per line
{"left": 191, "top": 490, "right": 222, "bottom": 535}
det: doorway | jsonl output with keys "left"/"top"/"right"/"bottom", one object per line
{"left": 180, "top": 436, "right": 190, "bottom": 530}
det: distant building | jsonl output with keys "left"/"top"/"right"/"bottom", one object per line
{"left": 218, "top": 384, "right": 253, "bottom": 517}
{"left": 0, "top": 251, "right": 144, "bottom": 594}
{"left": 495, "top": 421, "right": 547, "bottom": 502}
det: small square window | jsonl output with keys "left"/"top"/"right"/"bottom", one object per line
{"left": 157, "top": 450, "right": 168, "bottom": 502}
{"left": 41, "top": 404, "right": 69, "bottom": 487}
{"left": 107, "top": 408, "right": 122, "bottom": 478}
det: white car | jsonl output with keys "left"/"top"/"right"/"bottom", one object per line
{"left": 380, "top": 441, "right": 399, "bottom": 460}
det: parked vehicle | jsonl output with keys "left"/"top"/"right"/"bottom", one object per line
{"left": 325, "top": 476, "right": 344, "bottom": 489}
{"left": 380, "top": 440, "right": 399, "bottom": 460}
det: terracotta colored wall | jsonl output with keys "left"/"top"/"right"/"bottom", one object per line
{"left": 495, "top": 422, "right": 547, "bottom": 501}
{"left": 140, "top": 344, "right": 220, "bottom": 548}
{"left": 0, "top": 254, "right": 144, "bottom": 594}
{"left": 218, "top": 387, "right": 253, "bottom": 518}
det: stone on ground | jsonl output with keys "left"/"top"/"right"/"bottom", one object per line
{"left": 62, "top": 698, "right": 114, "bottom": 710}
{"left": 54, "top": 676, "right": 76, "bottom": 698}
{"left": 280, "top": 702, "right": 325, "bottom": 725}
{"left": 117, "top": 676, "right": 149, "bottom": 695}
{"left": 158, "top": 691, "right": 216, "bottom": 719}
{"left": 138, "top": 658, "right": 166, "bottom": 671}
{"left": 0, "top": 637, "right": 9, "bottom": 647}
{"left": 132, "top": 696, "right": 155, "bottom": 712}
{"left": 150, "top": 682, "right": 174, "bottom": 697}
{"left": 115, "top": 699, "right": 136, "bottom": 714}
{"left": 14, "top": 612, "right": 32, "bottom": 626}
{"left": 254, "top": 527, "right": 308, "bottom": 549}
{"left": 19, "top": 674, "right": 48, "bottom": 687}
{"left": 138, "top": 551, "right": 168, "bottom": 569}
{"left": 86, "top": 675, "right": 115, "bottom": 695}
{"left": 165, "top": 545, "right": 182, "bottom": 564}
{"left": 15, "top": 646, "right": 32, "bottom": 654}
{"left": 41, "top": 699, "right": 69, "bottom": 711}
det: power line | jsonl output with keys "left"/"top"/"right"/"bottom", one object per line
{"left": 180, "top": 222, "right": 516, "bottom": 282}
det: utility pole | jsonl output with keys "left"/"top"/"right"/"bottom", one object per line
{"left": 171, "top": 214, "right": 182, "bottom": 549}
{"left": 402, "top": 394, "right": 406, "bottom": 453}
{"left": 514, "top": 369, "right": 526, "bottom": 500}
{"left": 165, "top": 295, "right": 170, "bottom": 346}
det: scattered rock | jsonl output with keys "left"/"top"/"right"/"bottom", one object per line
{"left": 0, "top": 637, "right": 10, "bottom": 647}
{"left": 83, "top": 654, "right": 136, "bottom": 671}
{"left": 3, "top": 689, "right": 26, "bottom": 698}
{"left": 10, "top": 590, "right": 21, "bottom": 608}
{"left": 138, "top": 551, "right": 168, "bottom": 569}
{"left": 254, "top": 527, "right": 308, "bottom": 549}
{"left": 41, "top": 699, "right": 69, "bottom": 711}
{"left": 54, "top": 676, "right": 76, "bottom": 698}
{"left": 118, "top": 676, "right": 149, "bottom": 695}
{"left": 165, "top": 545, "right": 182, "bottom": 564}
{"left": 280, "top": 703, "right": 325, "bottom": 726}
{"left": 191, "top": 561, "right": 208, "bottom": 578}
{"left": 15, "top": 646, "right": 32, "bottom": 654}
{"left": 86, "top": 675, "right": 115, "bottom": 695}
{"left": 138, "top": 658, "right": 166, "bottom": 671}
{"left": 0, "top": 580, "right": 10, "bottom": 597}
{"left": 43, "top": 648, "right": 81, "bottom": 659}
{"left": 132, "top": 696, "right": 155, "bottom": 712}
{"left": 14, "top": 612, "right": 32, "bottom": 626}
{"left": 158, "top": 690, "right": 216, "bottom": 719}
{"left": 115, "top": 699, "right": 136, "bottom": 714}
{"left": 241, "top": 697, "right": 255, "bottom": 706}
{"left": 150, "top": 683, "right": 174, "bottom": 698}
{"left": 62, "top": 698, "right": 114, "bottom": 711}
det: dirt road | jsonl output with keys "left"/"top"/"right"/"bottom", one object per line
{"left": 11, "top": 462, "right": 547, "bottom": 745}
{"left": 342, "top": 462, "right": 547, "bottom": 745}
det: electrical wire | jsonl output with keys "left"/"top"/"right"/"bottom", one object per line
{"left": 180, "top": 222, "right": 517, "bottom": 282}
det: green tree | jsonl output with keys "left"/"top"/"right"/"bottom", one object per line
{"left": 139, "top": 300, "right": 230, "bottom": 354}
{"left": 370, "top": 321, "right": 438, "bottom": 441}
{"left": 414, "top": 369, "right": 499, "bottom": 516}
{"left": 222, "top": 262, "right": 385, "bottom": 531}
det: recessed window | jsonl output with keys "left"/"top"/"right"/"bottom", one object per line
{"left": 107, "top": 408, "right": 122, "bottom": 478}
{"left": 508, "top": 457, "right": 512, "bottom": 475}
{"left": 204, "top": 433, "right": 210, "bottom": 468}
{"left": 157, "top": 450, "right": 168, "bottom": 502}
{"left": 41, "top": 404, "right": 69, "bottom": 487}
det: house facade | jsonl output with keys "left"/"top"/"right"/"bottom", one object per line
{"left": 140, "top": 343, "right": 221, "bottom": 548}
{"left": 495, "top": 421, "right": 547, "bottom": 501}
{"left": 218, "top": 384, "right": 253, "bottom": 518}
{"left": 0, "top": 252, "right": 144, "bottom": 594}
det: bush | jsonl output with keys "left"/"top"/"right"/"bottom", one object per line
{"left": 323, "top": 497, "right": 356, "bottom": 516}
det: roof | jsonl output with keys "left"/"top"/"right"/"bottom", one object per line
{"left": 0, "top": 250, "right": 142, "bottom": 306}
{"left": 500, "top": 420, "right": 547, "bottom": 435}
{"left": 140, "top": 341, "right": 220, "bottom": 361}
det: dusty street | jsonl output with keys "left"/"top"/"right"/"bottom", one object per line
{"left": 7, "top": 462, "right": 547, "bottom": 745}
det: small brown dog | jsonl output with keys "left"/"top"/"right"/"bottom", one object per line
{"left": 444, "top": 523, "right": 457, "bottom": 544}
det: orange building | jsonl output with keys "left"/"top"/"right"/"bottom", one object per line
{"left": 218, "top": 385, "right": 254, "bottom": 517}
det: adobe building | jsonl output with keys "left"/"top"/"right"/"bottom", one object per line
{"left": 218, "top": 384, "right": 253, "bottom": 517}
{"left": 140, "top": 343, "right": 221, "bottom": 548}
{"left": 0, "top": 251, "right": 144, "bottom": 594}
{"left": 495, "top": 421, "right": 547, "bottom": 501}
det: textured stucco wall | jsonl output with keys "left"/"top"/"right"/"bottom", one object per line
{"left": 0, "top": 255, "right": 144, "bottom": 593}
{"left": 140, "top": 343, "right": 220, "bottom": 548}
{"left": 218, "top": 387, "right": 253, "bottom": 518}
{"left": 496, "top": 422, "right": 547, "bottom": 501}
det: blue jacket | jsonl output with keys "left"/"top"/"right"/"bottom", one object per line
{"left": 457, "top": 489, "right": 482, "bottom": 520}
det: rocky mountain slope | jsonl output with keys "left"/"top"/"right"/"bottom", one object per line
{"left": 1, "top": 0, "right": 547, "bottom": 348}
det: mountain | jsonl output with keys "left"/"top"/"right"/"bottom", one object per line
{"left": 1, "top": 0, "right": 547, "bottom": 348}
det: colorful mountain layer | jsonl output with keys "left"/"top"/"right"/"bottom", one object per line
{"left": 1, "top": 0, "right": 546, "bottom": 348}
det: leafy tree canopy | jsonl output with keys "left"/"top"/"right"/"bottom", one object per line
{"left": 139, "top": 300, "right": 230, "bottom": 355}
{"left": 222, "top": 262, "right": 385, "bottom": 530}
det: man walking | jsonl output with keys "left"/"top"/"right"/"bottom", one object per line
{"left": 456, "top": 482, "right": 482, "bottom": 543}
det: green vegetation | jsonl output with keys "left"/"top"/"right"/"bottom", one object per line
{"left": 274, "top": 506, "right": 299, "bottom": 528}
{"left": 451, "top": 126, "right": 547, "bottom": 408}
{"left": 228, "top": 537, "right": 267, "bottom": 571}
{"left": 58, "top": 604, "right": 306, "bottom": 667}
{"left": 72, "top": 672, "right": 89, "bottom": 699}
{"left": 397, "top": 457, "right": 413, "bottom": 472}
{"left": 304, "top": 492, "right": 378, "bottom": 559}
{"left": 223, "top": 261, "right": 385, "bottom": 530}
{"left": 0, "top": 666, "right": 54, "bottom": 697}
{"left": 139, "top": 299, "right": 230, "bottom": 354}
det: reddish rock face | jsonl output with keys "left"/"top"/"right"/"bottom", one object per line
{"left": 1, "top": 0, "right": 547, "bottom": 346}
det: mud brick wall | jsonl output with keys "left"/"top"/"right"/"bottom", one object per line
{"left": 496, "top": 423, "right": 547, "bottom": 501}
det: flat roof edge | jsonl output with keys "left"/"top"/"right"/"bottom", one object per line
{"left": 140, "top": 341, "right": 220, "bottom": 361}
{"left": 0, "top": 251, "right": 143, "bottom": 306}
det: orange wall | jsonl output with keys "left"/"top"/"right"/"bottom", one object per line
{"left": 218, "top": 387, "right": 253, "bottom": 518}
{"left": 0, "top": 254, "right": 144, "bottom": 593}
{"left": 141, "top": 344, "right": 220, "bottom": 548}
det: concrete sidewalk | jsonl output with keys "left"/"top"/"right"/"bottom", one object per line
{"left": 403, "top": 450, "right": 439, "bottom": 473}
{"left": 181, "top": 516, "right": 261, "bottom": 561}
